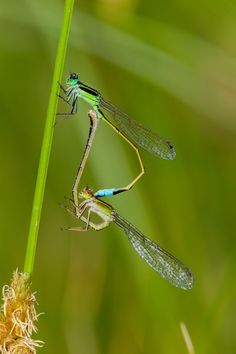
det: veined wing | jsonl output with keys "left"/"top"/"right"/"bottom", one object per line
{"left": 113, "top": 212, "right": 193, "bottom": 290}
{"left": 99, "top": 97, "right": 176, "bottom": 160}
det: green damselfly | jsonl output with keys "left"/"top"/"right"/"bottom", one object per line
{"left": 62, "top": 186, "right": 194, "bottom": 290}
{"left": 59, "top": 75, "right": 176, "bottom": 211}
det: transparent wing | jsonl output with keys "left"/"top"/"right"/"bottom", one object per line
{"left": 100, "top": 97, "right": 176, "bottom": 160}
{"left": 113, "top": 212, "right": 193, "bottom": 290}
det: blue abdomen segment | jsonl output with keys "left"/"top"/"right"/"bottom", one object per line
{"left": 95, "top": 188, "right": 120, "bottom": 197}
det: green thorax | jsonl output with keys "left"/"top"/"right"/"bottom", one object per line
{"left": 79, "top": 83, "right": 100, "bottom": 107}
{"left": 93, "top": 198, "right": 113, "bottom": 218}
{"left": 71, "top": 80, "right": 101, "bottom": 110}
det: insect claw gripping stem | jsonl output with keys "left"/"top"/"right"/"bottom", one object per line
{"left": 57, "top": 81, "right": 67, "bottom": 94}
{"left": 56, "top": 112, "right": 74, "bottom": 117}
{"left": 57, "top": 93, "right": 70, "bottom": 106}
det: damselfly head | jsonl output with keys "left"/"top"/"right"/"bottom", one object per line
{"left": 79, "top": 186, "right": 94, "bottom": 199}
{"left": 67, "top": 72, "right": 79, "bottom": 85}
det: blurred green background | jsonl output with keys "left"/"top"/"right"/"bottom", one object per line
{"left": 1, "top": 0, "right": 236, "bottom": 353}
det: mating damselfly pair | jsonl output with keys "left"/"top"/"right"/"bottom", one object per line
{"left": 58, "top": 73, "right": 194, "bottom": 290}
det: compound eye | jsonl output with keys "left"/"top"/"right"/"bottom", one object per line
{"left": 86, "top": 187, "right": 93, "bottom": 195}
{"left": 70, "top": 72, "right": 78, "bottom": 80}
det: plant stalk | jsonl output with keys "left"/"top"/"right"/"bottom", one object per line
{"left": 24, "top": 0, "right": 75, "bottom": 275}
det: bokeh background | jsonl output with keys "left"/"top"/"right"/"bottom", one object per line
{"left": 1, "top": 0, "right": 236, "bottom": 353}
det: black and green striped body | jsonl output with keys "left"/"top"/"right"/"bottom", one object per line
{"left": 63, "top": 73, "right": 176, "bottom": 160}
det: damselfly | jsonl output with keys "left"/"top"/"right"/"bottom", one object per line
{"left": 59, "top": 75, "right": 176, "bottom": 212}
{"left": 62, "top": 186, "right": 194, "bottom": 290}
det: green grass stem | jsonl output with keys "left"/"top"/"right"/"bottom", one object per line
{"left": 24, "top": 0, "right": 75, "bottom": 275}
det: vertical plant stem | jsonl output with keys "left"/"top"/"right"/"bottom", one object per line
{"left": 24, "top": 0, "right": 75, "bottom": 275}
